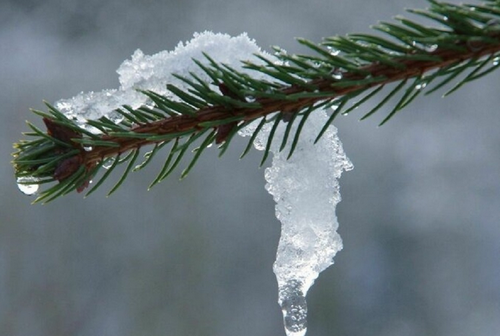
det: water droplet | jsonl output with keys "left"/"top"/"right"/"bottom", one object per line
{"left": 83, "top": 145, "right": 93, "bottom": 152}
{"left": 279, "top": 280, "right": 308, "bottom": 336}
{"left": 425, "top": 44, "right": 438, "bottom": 52}
{"left": 332, "top": 71, "right": 343, "bottom": 80}
{"left": 415, "top": 82, "right": 427, "bottom": 90}
{"left": 16, "top": 176, "right": 40, "bottom": 196}
{"left": 493, "top": 56, "right": 500, "bottom": 66}
{"left": 102, "top": 157, "right": 116, "bottom": 169}
{"left": 107, "top": 111, "right": 125, "bottom": 124}
{"left": 327, "top": 46, "right": 340, "bottom": 56}
{"left": 411, "top": 42, "right": 437, "bottom": 53}
{"left": 329, "top": 98, "right": 341, "bottom": 112}
{"left": 135, "top": 152, "right": 156, "bottom": 171}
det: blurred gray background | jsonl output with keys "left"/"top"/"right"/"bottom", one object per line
{"left": 2, "top": 0, "right": 500, "bottom": 335}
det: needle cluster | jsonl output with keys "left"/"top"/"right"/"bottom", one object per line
{"left": 12, "top": 0, "right": 500, "bottom": 203}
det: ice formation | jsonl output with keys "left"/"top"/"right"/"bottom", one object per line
{"left": 52, "top": 32, "right": 270, "bottom": 131}
{"left": 240, "top": 111, "right": 352, "bottom": 336}
{"left": 27, "top": 31, "right": 353, "bottom": 336}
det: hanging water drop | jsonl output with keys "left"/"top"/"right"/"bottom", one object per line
{"left": 412, "top": 41, "right": 437, "bottom": 52}
{"left": 246, "top": 96, "right": 256, "bottom": 103}
{"left": 332, "top": 71, "right": 343, "bottom": 80}
{"left": 16, "top": 176, "right": 40, "bottom": 196}
{"left": 83, "top": 145, "right": 93, "bottom": 152}
{"left": 330, "top": 99, "right": 341, "bottom": 113}
{"left": 424, "top": 44, "right": 438, "bottom": 52}
{"left": 493, "top": 56, "right": 500, "bottom": 66}
{"left": 415, "top": 82, "right": 427, "bottom": 90}
{"left": 102, "top": 157, "right": 116, "bottom": 169}
{"left": 327, "top": 46, "right": 340, "bottom": 56}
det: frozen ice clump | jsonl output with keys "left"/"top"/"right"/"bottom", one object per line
{"left": 54, "top": 32, "right": 270, "bottom": 125}
{"left": 240, "top": 110, "right": 352, "bottom": 336}
{"left": 56, "top": 89, "right": 143, "bottom": 133}
{"left": 117, "top": 32, "right": 269, "bottom": 91}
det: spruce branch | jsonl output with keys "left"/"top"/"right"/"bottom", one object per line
{"left": 12, "top": 0, "right": 500, "bottom": 203}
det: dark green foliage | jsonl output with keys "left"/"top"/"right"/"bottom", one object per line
{"left": 12, "top": 0, "right": 500, "bottom": 203}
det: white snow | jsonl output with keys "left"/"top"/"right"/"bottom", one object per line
{"left": 241, "top": 110, "right": 352, "bottom": 336}
{"left": 43, "top": 31, "right": 353, "bottom": 336}
{"left": 54, "top": 32, "right": 270, "bottom": 129}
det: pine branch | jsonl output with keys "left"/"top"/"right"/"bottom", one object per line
{"left": 12, "top": 0, "right": 500, "bottom": 203}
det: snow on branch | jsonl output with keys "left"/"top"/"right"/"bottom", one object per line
{"left": 13, "top": 2, "right": 500, "bottom": 201}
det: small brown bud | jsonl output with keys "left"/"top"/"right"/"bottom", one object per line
{"left": 53, "top": 156, "right": 81, "bottom": 181}
{"left": 215, "top": 122, "right": 237, "bottom": 144}
{"left": 43, "top": 118, "right": 82, "bottom": 145}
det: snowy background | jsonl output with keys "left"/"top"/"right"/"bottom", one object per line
{"left": 2, "top": 0, "right": 500, "bottom": 335}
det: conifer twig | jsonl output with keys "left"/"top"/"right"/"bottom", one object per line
{"left": 12, "top": 0, "right": 500, "bottom": 203}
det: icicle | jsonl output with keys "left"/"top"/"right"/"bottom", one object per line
{"left": 241, "top": 109, "right": 352, "bottom": 336}
{"left": 279, "top": 279, "right": 308, "bottom": 336}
